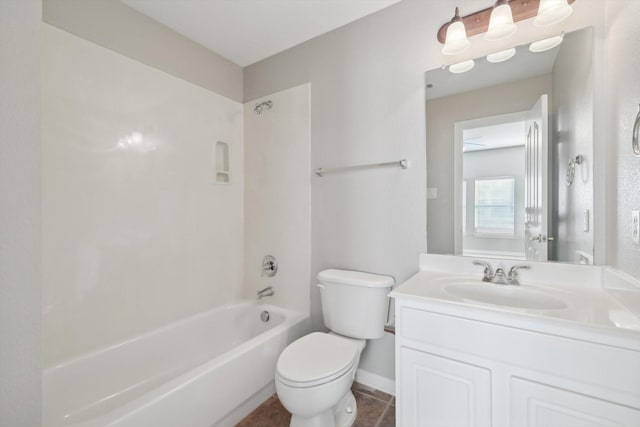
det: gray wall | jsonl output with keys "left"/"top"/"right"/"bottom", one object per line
{"left": 43, "top": 0, "right": 243, "bottom": 102}
{"left": 426, "top": 75, "right": 552, "bottom": 255}
{"left": 463, "top": 147, "right": 526, "bottom": 257}
{"left": 606, "top": 0, "right": 640, "bottom": 279}
{"left": 551, "top": 29, "right": 594, "bottom": 263}
{"left": 244, "top": 0, "right": 437, "bottom": 379}
{"left": 0, "top": 1, "right": 42, "bottom": 426}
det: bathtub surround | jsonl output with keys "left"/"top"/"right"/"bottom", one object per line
{"left": 43, "top": 0, "right": 242, "bottom": 102}
{"left": 243, "top": 84, "right": 311, "bottom": 315}
{"left": 42, "top": 24, "right": 245, "bottom": 366}
{"left": 0, "top": 2, "right": 42, "bottom": 426}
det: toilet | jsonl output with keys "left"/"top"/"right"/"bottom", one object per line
{"left": 275, "top": 269, "right": 394, "bottom": 427}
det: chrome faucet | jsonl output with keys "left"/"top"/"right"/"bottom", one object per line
{"left": 257, "top": 286, "right": 274, "bottom": 299}
{"left": 473, "top": 261, "right": 529, "bottom": 286}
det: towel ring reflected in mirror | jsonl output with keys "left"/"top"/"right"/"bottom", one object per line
{"left": 566, "top": 155, "right": 584, "bottom": 186}
{"left": 633, "top": 104, "right": 640, "bottom": 157}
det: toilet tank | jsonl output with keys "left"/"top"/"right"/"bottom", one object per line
{"left": 318, "top": 269, "right": 394, "bottom": 340}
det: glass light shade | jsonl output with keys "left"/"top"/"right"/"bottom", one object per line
{"left": 449, "top": 59, "right": 475, "bottom": 74}
{"left": 442, "top": 21, "right": 470, "bottom": 55}
{"left": 529, "top": 35, "right": 564, "bottom": 53}
{"left": 485, "top": 4, "right": 517, "bottom": 41}
{"left": 534, "top": 0, "right": 573, "bottom": 27}
{"left": 486, "top": 48, "right": 516, "bottom": 63}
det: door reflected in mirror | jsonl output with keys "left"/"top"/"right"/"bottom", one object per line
{"left": 426, "top": 27, "right": 594, "bottom": 265}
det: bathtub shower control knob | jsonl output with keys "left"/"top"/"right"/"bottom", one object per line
{"left": 262, "top": 255, "right": 278, "bottom": 277}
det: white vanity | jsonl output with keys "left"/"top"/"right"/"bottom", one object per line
{"left": 391, "top": 254, "right": 640, "bottom": 427}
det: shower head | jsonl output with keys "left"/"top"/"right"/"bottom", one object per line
{"left": 253, "top": 100, "right": 273, "bottom": 115}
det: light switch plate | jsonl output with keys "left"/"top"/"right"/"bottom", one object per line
{"left": 583, "top": 209, "right": 590, "bottom": 232}
{"left": 632, "top": 210, "right": 640, "bottom": 245}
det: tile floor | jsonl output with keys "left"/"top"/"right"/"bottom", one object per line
{"left": 236, "top": 382, "right": 395, "bottom": 427}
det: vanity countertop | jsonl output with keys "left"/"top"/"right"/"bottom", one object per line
{"left": 390, "top": 255, "right": 640, "bottom": 352}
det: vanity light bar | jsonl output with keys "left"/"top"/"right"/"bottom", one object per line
{"left": 437, "top": 0, "right": 576, "bottom": 44}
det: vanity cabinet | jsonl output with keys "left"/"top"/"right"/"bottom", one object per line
{"left": 394, "top": 301, "right": 640, "bottom": 427}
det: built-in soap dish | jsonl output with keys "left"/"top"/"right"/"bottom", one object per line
{"left": 214, "top": 141, "right": 230, "bottom": 184}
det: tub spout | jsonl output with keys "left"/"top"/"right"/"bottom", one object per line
{"left": 257, "top": 286, "right": 274, "bottom": 299}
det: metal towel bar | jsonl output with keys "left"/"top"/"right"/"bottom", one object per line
{"left": 314, "top": 159, "right": 408, "bottom": 177}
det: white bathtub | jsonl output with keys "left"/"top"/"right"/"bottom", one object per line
{"left": 43, "top": 302, "right": 310, "bottom": 427}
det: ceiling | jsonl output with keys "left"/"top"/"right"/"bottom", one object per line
{"left": 121, "top": 0, "right": 402, "bottom": 67}
{"left": 463, "top": 121, "right": 526, "bottom": 152}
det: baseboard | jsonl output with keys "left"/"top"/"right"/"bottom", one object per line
{"left": 355, "top": 369, "right": 395, "bottom": 396}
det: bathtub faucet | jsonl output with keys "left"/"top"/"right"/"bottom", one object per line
{"left": 257, "top": 286, "right": 274, "bottom": 299}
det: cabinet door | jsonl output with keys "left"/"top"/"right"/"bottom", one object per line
{"left": 510, "top": 378, "right": 640, "bottom": 427}
{"left": 399, "top": 347, "right": 492, "bottom": 427}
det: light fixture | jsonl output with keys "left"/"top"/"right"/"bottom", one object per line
{"left": 487, "top": 48, "right": 517, "bottom": 63}
{"left": 486, "top": 0, "right": 517, "bottom": 41}
{"left": 449, "top": 60, "right": 475, "bottom": 74}
{"left": 529, "top": 34, "right": 564, "bottom": 52}
{"left": 442, "top": 7, "right": 470, "bottom": 56}
{"left": 534, "top": 0, "right": 573, "bottom": 27}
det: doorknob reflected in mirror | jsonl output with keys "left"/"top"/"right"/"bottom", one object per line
{"left": 530, "top": 234, "right": 555, "bottom": 242}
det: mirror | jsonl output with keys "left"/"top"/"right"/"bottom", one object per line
{"left": 426, "top": 27, "right": 595, "bottom": 264}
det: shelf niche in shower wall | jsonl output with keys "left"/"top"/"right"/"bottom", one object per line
{"left": 214, "top": 141, "right": 230, "bottom": 184}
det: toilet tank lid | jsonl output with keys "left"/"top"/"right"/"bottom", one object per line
{"left": 318, "top": 269, "right": 394, "bottom": 288}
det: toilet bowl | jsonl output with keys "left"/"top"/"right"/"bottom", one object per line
{"left": 275, "top": 269, "right": 394, "bottom": 427}
{"left": 276, "top": 332, "right": 365, "bottom": 427}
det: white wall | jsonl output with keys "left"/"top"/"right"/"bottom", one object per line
{"left": 463, "top": 147, "right": 526, "bottom": 257}
{"left": 43, "top": 0, "right": 243, "bottom": 102}
{"left": 42, "top": 25, "right": 244, "bottom": 366}
{"left": 243, "top": 84, "right": 311, "bottom": 315}
{"left": 605, "top": 0, "right": 640, "bottom": 279}
{"left": 551, "top": 28, "right": 594, "bottom": 263}
{"left": 427, "top": 75, "right": 552, "bottom": 255}
{"left": 0, "top": 2, "right": 42, "bottom": 426}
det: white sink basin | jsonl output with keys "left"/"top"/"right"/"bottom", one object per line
{"left": 442, "top": 281, "right": 567, "bottom": 310}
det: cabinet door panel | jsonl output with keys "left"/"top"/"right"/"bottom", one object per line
{"left": 510, "top": 378, "right": 640, "bottom": 427}
{"left": 400, "top": 347, "right": 491, "bottom": 427}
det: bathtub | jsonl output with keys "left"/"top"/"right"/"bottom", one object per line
{"left": 43, "top": 302, "right": 310, "bottom": 427}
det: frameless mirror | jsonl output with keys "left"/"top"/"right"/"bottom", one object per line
{"left": 426, "top": 27, "right": 595, "bottom": 264}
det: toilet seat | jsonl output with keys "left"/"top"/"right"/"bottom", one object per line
{"left": 276, "top": 332, "right": 359, "bottom": 388}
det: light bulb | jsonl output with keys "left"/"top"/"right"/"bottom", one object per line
{"left": 442, "top": 7, "right": 470, "bottom": 56}
{"left": 529, "top": 34, "right": 564, "bottom": 53}
{"left": 534, "top": 0, "right": 573, "bottom": 27}
{"left": 486, "top": 1, "right": 517, "bottom": 41}
{"left": 449, "top": 60, "right": 475, "bottom": 74}
{"left": 487, "top": 48, "right": 516, "bottom": 63}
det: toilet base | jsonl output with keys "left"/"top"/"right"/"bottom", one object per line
{"left": 289, "top": 390, "right": 357, "bottom": 427}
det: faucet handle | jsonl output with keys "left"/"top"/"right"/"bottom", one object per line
{"left": 473, "top": 260, "right": 494, "bottom": 282}
{"left": 508, "top": 265, "right": 530, "bottom": 276}
{"left": 507, "top": 265, "right": 530, "bottom": 284}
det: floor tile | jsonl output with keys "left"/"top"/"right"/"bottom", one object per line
{"left": 378, "top": 403, "right": 395, "bottom": 427}
{"left": 237, "top": 385, "right": 395, "bottom": 427}
{"left": 352, "top": 390, "right": 388, "bottom": 427}
{"left": 235, "top": 395, "right": 291, "bottom": 427}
